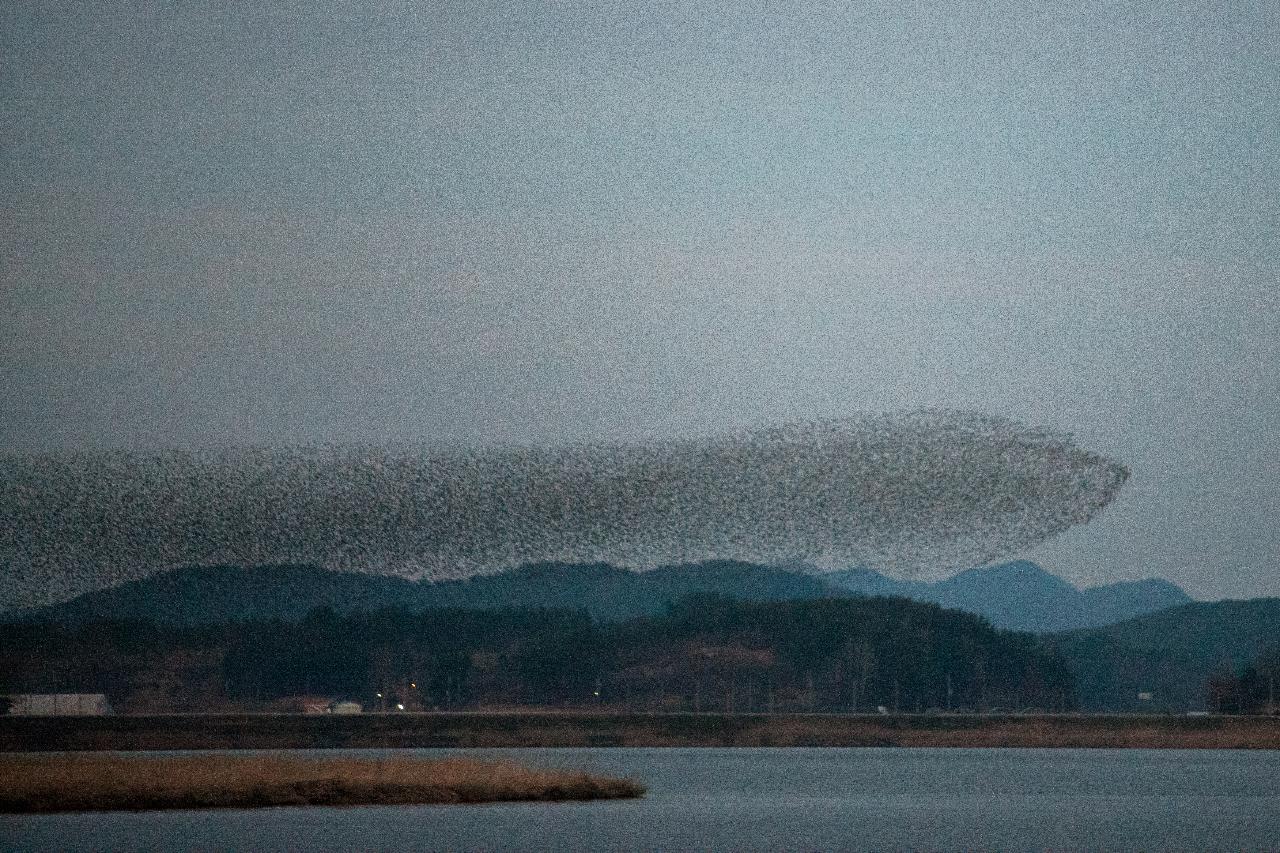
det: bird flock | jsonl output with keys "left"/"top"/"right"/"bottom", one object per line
{"left": 0, "top": 410, "right": 1128, "bottom": 610}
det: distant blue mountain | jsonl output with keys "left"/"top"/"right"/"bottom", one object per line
{"left": 823, "top": 560, "right": 1192, "bottom": 632}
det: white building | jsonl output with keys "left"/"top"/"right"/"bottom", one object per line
{"left": 328, "top": 700, "right": 362, "bottom": 714}
{"left": 4, "top": 694, "right": 113, "bottom": 716}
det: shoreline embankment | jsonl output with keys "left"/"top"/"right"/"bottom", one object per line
{"left": 3, "top": 712, "right": 1278, "bottom": 752}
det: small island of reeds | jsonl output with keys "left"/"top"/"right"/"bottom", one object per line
{"left": 0, "top": 753, "right": 645, "bottom": 813}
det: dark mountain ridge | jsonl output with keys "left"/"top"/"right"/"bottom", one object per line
{"left": 11, "top": 559, "right": 1190, "bottom": 632}
{"left": 10, "top": 561, "right": 835, "bottom": 625}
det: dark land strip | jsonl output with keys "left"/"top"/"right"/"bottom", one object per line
{"left": 4, "top": 712, "right": 1278, "bottom": 751}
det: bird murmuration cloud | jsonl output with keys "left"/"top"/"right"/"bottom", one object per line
{"left": 0, "top": 410, "right": 1128, "bottom": 609}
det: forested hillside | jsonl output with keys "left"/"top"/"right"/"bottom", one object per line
{"left": 1, "top": 595, "right": 1074, "bottom": 714}
{"left": 1048, "top": 598, "right": 1280, "bottom": 711}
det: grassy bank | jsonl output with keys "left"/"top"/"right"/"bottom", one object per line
{"left": 0, "top": 753, "right": 644, "bottom": 813}
{"left": 2, "top": 712, "right": 1278, "bottom": 752}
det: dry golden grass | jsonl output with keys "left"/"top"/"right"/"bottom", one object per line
{"left": 0, "top": 753, "right": 645, "bottom": 813}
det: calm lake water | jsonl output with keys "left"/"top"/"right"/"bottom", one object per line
{"left": 4, "top": 747, "right": 1279, "bottom": 852}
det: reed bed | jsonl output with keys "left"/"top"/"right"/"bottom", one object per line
{"left": 0, "top": 753, "right": 645, "bottom": 813}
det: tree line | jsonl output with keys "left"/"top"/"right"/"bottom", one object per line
{"left": 1206, "top": 646, "right": 1279, "bottom": 715}
{"left": 1, "top": 594, "right": 1075, "bottom": 714}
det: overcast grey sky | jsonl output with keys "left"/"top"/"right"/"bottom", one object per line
{"left": 3, "top": 1, "right": 1277, "bottom": 599}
